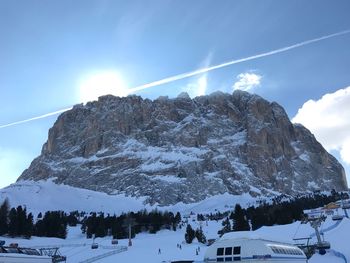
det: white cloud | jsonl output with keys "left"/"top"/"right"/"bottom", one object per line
{"left": 233, "top": 72, "right": 262, "bottom": 92}
{"left": 292, "top": 87, "right": 350, "bottom": 164}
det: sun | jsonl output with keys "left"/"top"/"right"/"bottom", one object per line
{"left": 78, "top": 71, "right": 129, "bottom": 104}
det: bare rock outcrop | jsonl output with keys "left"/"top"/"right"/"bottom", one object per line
{"left": 18, "top": 91, "right": 348, "bottom": 205}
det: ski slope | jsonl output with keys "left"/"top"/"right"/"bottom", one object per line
{"left": 1, "top": 213, "right": 349, "bottom": 262}
{"left": 0, "top": 180, "right": 257, "bottom": 215}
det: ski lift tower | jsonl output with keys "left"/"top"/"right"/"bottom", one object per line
{"left": 308, "top": 214, "right": 330, "bottom": 255}
{"left": 123, "top": 216, "right": 136, "bottom": 247}
{"left": 341, "top": 199, "right": 350, "bottom": 218}
{"left": 303, "top": 208, "right": 331, "bottom": 255}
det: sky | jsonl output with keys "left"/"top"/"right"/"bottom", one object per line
{"left": 0, "top": 0, "right": 350, "bottom": 189}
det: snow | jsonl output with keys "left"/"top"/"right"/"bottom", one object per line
{"left": 0, "top": 180, "right": 257, "bottom": 215}
{"left": 299, "top": 153, "right": 311, "bottom": 162}
{"left": 0, "top": 180, "right": 148, "bottom": 215}
{"left": 249, "top": 185, "right": 262, "bottom": 194}
{"left": 1, "top": 180, "right": 350, "bottom": 262}
{"left": 207, "top": 131, "right": 246, "bottom": 146}
{"left": 140, "top": 161, "right": 174, "bottom": 172}
{"left": 177, "top": 92, "right": 191, "bottom": 99}
{"left": 121, "top": 139, "right": 206, "bottom": 163}
{"left": 307, "top": 181, "right": 320, "bottom": 189}
{"left": 149, "top": 175, "right": 184, "bottom": 183}
{"left": 291, "top": 141, "right": 311, "bottom": 163}
{"left": 218, "top": 217, "right": 350, "bottom": 262}
{"left": 1, "top": 213, "right": 349, "bottom": 262}
{"left": 0, "top": 224, "right": 208, "bottom": 263}
{"left": 322, "top": 217, "right": 350, "bottom": 260}
{"left": 63, "top": 139, "right": 208, "bottom": 166}
{"left": 310, "top": 253, "right": 344, "bottom": 263}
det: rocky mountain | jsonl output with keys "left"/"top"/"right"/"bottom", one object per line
{"left": 18, "top": 91, "right": 348, "bottom": 205}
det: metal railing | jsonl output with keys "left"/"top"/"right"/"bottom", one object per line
{"left": 78, "top": 246, "right": 128, "bottom": 263}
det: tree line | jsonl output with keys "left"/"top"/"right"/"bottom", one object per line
{"left": 0, "top": 199, "right": 73, "bottom": 239}
{"left": 0, "top": 190, "right": 347, "bottom": 240}
{"left": 81, "top": 210, "right": 182, "bottom": 239}
{"left": 211, "top": 190, "right": 349, "bottom": 236}
{"left": 0, "top": 200, "right": 182, "bottom": 240}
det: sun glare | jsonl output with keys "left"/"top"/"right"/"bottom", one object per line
{"left": 79, "top": 71, "right": 129, "bottom": 104}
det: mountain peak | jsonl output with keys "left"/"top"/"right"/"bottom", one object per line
{"left": 19, "top": 91, "right": 347, "bottom": 205}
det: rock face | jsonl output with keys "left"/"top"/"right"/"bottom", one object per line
{"left": 18, "top": 91, "right": 348, "bottom": 205}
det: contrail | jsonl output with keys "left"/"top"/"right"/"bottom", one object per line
{"left": 129, "top": 29, "right": 350, "bottom": 93}
{"left": 0, "top": 107, "right": 72, "bottom": 128}
{"left": 1, "top": 29, "right": 349, "bottom": 129}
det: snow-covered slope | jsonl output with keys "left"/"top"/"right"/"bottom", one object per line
{"left": 0, "top": 180, "right": 257, "bottom": 215}
{"left": 1, "top": 212, "right": 349, "bottom": 262}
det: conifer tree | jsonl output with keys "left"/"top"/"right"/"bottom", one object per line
{"left": 185, "top": 224, "right": 195, "bottom": 244}
{"left": 24, "top": 213, "right": 34, "bottom": 238}
{"left": 175, "top": 212, "right": 181, "bottom": 224}
{"left": 218, "top": 217, "right": 232, "bottom": 236}
{"left": 0, "top": 199, "right": 9, "bottom": 235}
{"left": 16, "top": 206, "right": 27, "bottom": 236}
{"left": 35, "top": 211, "right": 67, "bottom": 239}
{"left": 8, "top": 207, "right": 17, "bottom": 237}
{"left": 195, "top": 227, "right": 207, "bottom": 244}
{"left": 249, "top": 207, "right": 265, "bottom": 230}
{"left": 95, "top": 213, "right": 106, "bottom": 237}
{"left": 232, "top": 204, "right": 250, "bottom": 231}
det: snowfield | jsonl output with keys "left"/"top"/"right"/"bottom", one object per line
{"left": 1, "top": 213, "right": 350, "bottom": 262}
{"left": 0, "top": 180, "right": 257, "bottom": 215}
{"left": 1, "top": 180, "right": 349, "bottom": 262}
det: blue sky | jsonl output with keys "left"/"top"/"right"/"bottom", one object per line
{"left": 1, "top": 0, "right": 350, "bottom": 188}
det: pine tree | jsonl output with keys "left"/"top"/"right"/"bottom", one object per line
{"left": 0, "top": 199, "right": 9, "bottom": 235}
{"left": 250, "top": 207, "right": 265, "bottom": 230}
{"left": 95, "top": 213, "right": 106, "bottom": 237}
{"left": 218, "top": 217, "right": 231, "bottom": 236}
{"left": 35, "top": 211, "right": 67, "bottom": 239}
{"left": 175, "top": 212, "right": 181, "bottom": 224}
{"left": 8, "top": 208, "right": 17, "bottom": 237}
{"left": 232, "top": 204, "right": 250, "bottom": 231}
{"left": 85, "top": 212, "right": 97, "bottom": 238}
{"left": 195, "top": 227, "right": 207, "bottom": 244}
{"left": 185, "top": 224, "right": 195, "bottom": 244}
{"left": 16, "top": 206, "right": 27, "bottom": 236}
{"left": 66, "top": 212, "right": 79, "bottom": 227}
{"left": 24, "top": 213, "right": 34, "bottom": 238}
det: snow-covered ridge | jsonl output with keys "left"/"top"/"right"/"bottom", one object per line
{"left": 0, "top": 180, "right": 257, "bottom": 215}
